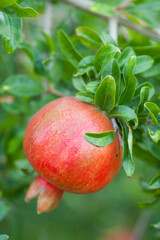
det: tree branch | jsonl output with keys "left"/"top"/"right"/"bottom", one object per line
{"left": 58, "top": 0, "right": 160, "bottom": 42}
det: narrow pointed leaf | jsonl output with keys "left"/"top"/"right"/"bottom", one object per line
{"left": 84, "top": 130, "right": 116, "bottom": 147}
{"left": 101, "top": 59, "right": 120, "bottom": 104}
{"left": 108, "top": 105, "right": 138, "bottom": 128}
{"left": 58, "top": 30, "right": 82, "bottom": 68}
{"left": 94, "top": 44, "right": 121, "bottom": 73}
{"left": 144, "top": 102, "right": 160, "bottom": 124}
{"left": 119, "top": 56, "right": 137, "bottom": 104}
{"left": 94, "top": 75, "right": 116, "bottom": 112}
{"left": 149, "top": 172, "right": 160, "bottom": 189}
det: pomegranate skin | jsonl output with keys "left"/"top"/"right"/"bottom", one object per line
{"left": 23, "top": 97, "right": 122, "bottom": 194}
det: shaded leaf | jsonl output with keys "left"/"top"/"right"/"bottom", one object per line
{"left": 119, "top": 121, "right": 135, "bottom": 177}
{"left": 94, "top": 75, "right": 116, "bottom": 112}
{"left": 2, "top": 74, "right": 44, "bottom": 97}
{"left": 0, "top": 202, "right": 10, "bottom": 221}
{"left": 119, "top": 56, "right": 137, "bottom": 104}
{"left": 108, "top": 105, "right": 138, "bottom": 128}
{"left": 135, "top": 82, "right": 155, "bottom": 99}
{"left": 101, "top": 59, "right": 120, "bottom": 104}
{"left": 58, "top": 30, "right": 82, "bottom": 68}
{"left": 136, "top": 87, "right": 149, "bottom": 114}
{"left": 76, "top": 26, "right": 102, "bottom": 49}
{"left": 149, "top": 172, "right": 160, "bottom": 189}
{"left": 84, "top": 130, "right": 116, "bottom": 147}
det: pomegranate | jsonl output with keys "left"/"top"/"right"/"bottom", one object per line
{"left": 23, "top": 97, "right": 122, "bottom": 213}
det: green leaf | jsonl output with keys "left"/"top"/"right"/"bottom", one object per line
{"left": 144, "top": 102, "right": 160, "bottom": 124}
{"left": 136, "top": 87, "right": 150, "bottom": 114}
{"left": 86, "top": 81, "right": 99, "bottom": 94}
{"left": 20, "top": 42, "right": 45, "bottom": 76}
{"left": 2, "top": 74, "right": 44, "bottom": 97}
{"left": 142, "top": 62, "right": 160, "bottom": 78}
{"left": 57, "top": 30, "right": 82, "bottom": 68}
{"left": 151, "top": 222, "right": 160, "bottom": 229}
{"left": 1, "top": 100, "right": 28, "bottom": 114}
{"left": 118, "top": 47, "right": 135, "bottom": 68}
{"left": 134, "top": 44, "right": 160, "bottom": 59}
{"left": 0, "top": 0, "right": 17, "bottom": 8}
{"left": 119, "top": 56, "right": 137, "bottom": 104}
{"left": 108, "top": 105, "right": 138, "bottom": 128}
{"left": 149, "top": 172, "right": 160, "bottom": 189}
{"left": 148, "top": 127, "right": 160, "bottom": 144}
{"left": 0, "top": 201, "right": 10, "bottom": 221}
{"left": 76, "top": 26, "right": 102, "bottom": 49}
{"left": 134, "top": 55, "right": 154, "bottom": 74}
{"left": 90, "top": 3, "right": 115, "bottom": 17}
{"left": 94, "top": 44, "right": 121, "bottom": 73}
{"left": 101, "top": 59, "right": 120, "bottom": 104}
{"left": 100, "top": 32, "right": 117, "bottom": 46}
{"left": 119, "top": 121, "right": 135, "bottom": 177}
{"left": 0, "top": 235, "right": 9, "bottom": 240}
{"left": 74, "top": 56, "right": 95, "bottom": 77}
{"left": 84, "top": 130, "right": 116, "bottom": 147}
{"left": 138, "top": 197, "right": 160, "bottom": 210}
{"left": 135, "top": 82, "right": 155, "bottom": 99}
{"left": 94, "top": 75, "right": 116, "bottom": 112}
{"left": 1, "top": 13, "right": 22, "bottom": 53}
{"left": 4, "top": 3, "right": 39, "bottom": 18}
{"left": 72, "top": 78, "right": 86, "bottom": 92}
{"left": 76, "top": 92, "right": 94, "bottom": 103}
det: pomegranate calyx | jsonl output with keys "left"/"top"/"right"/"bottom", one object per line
{"left": 25, "top": 176, "right": 64, "bottom": 214}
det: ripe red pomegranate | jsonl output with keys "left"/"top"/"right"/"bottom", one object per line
{"left": 23, "top": 97, "right": 122, "bottom": 213}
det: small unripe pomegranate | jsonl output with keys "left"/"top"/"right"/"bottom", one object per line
{"left": 23, "top": 97, "right": 122, "bottom": 213}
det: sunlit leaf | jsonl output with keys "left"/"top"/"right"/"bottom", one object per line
{"left": 84, "top": 130, "right": 116, "bottom": 147}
